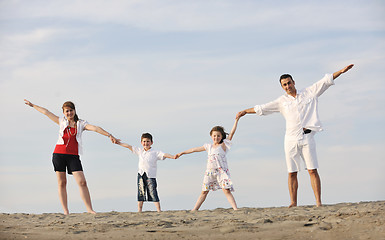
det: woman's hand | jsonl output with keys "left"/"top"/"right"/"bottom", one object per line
{"left": 109, "top": 135, "right": 120, "bottom": 144}
{"left": 24, "top": 99, "right": 59, "bottom": 124}
{"left": 24, "top": 99, "right": 34, "bottom": 107}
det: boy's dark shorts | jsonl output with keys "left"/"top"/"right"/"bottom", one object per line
{"left": 52, "top": 153, "right": 83, "bottom": 175}
{"left": 137, "top": 173, "right": 160, "bottom": 202}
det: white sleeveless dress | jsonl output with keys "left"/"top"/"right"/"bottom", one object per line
{"left": 202, "top": 139, "right": 234, "bottom": 192}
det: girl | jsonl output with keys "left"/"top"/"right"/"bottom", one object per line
{"left": 176, "top": 117, "right": 240, "bottom": 211}
{"left": 24, "top": 99, "right": 119, "bottom": 215}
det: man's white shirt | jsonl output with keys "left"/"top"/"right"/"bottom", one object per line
{"left": 254, "top": 74, "right": 334, "bottom": 141}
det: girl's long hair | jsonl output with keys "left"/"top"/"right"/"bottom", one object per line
{"left": 62, "top": 101, "right": 79, "bottom": 122}
{"left": 210, "top": 126, "right": 227, "bottom": 143}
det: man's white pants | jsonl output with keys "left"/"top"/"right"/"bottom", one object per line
{"left": 284, "top": 132, "right": 318, "bottom": 173}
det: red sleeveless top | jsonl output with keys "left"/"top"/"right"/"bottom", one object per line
{"left": 53, "top": 126, "right": 79, "bottom": 155}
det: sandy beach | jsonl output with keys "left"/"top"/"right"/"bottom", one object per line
{"left": 1, "top": 201, "right": 384, "bottom": 240}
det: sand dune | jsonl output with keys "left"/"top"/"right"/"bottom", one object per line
{"left": 1, "top": 201, "right": 384, "bottom": 239}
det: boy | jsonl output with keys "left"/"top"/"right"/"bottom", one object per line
{"left": 116, "top": 133, "right": 175, "bottom": 212}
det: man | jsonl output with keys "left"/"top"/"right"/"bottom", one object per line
{"left": 236, "top": 64, "right": 354, "bottom": 207}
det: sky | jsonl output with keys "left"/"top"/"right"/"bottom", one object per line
{"left": 0, "top": 0, "right": 384, "bottom": 214}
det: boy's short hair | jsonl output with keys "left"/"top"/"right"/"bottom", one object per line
{"left": 141, "top": 133, "right": 153, "bottom": 142}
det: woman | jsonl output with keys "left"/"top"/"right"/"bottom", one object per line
{"left": 24, "top": 99, "right": 119, "bottom": 215}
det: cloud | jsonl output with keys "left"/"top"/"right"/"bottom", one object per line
{"left": 0, "top": 28, "right": 73, "bottom": 66}
{"left": 1, "top": 1, "right": 384, "bottom": 32}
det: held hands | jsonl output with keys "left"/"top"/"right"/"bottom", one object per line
{"left": 175, "top": 153, "right": 183, "bottom": 159}
{"left": 108, "top": 134, "right": 121, "bottom": 144}
{"left": 236, "top": 110, "right": 246, "bottom": 119}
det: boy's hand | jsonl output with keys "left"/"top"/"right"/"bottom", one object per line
{"left": 175, "top": 153, "right": 183, "bottom": 159}
{"left": 109, "top": 135, "right": 120, "bottom": 144}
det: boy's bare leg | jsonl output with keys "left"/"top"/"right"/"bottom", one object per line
{"left": 138, "top": 201, "right": 144, "bottom": 212}
{"left": 154, "top": 202, "right": 161, "bottom": 212}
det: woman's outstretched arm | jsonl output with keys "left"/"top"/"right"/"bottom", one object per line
{"left": 24, "top": 99, "right": 59, "bottom": 124}
{"left": 84, "top": 124, "right": 120, "bottom": 144}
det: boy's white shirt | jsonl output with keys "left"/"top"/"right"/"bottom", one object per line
{"left": 132, "top": 146, "right": 165, "bottom": 178}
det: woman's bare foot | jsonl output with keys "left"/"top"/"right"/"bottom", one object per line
{"left": 288, "top": 202, "right": 297, "bottom": 208}
{"left": 88, "top": 210, "right": 97, "bottom": 214}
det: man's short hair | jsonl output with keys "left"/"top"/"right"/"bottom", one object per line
{"left": 279, "top": 74, "right": 294, "bottom": 84}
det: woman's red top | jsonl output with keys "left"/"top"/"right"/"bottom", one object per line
{"left": 53, "top": 126, "right": 79, "bottom": 155}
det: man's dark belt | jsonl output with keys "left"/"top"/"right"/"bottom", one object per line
{"left": 303, "top": 128, "right": 312, "bottom": 134}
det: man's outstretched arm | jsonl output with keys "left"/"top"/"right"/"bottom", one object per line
{"left": 236, "top": 107, "right": 256, "bottom": 119}
{"left": 333, "top": 64, "right": 354, "bottom": 80}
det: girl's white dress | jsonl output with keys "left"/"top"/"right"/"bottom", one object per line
{"left": 202, "top": 139, "right": 234, "bottom": 192}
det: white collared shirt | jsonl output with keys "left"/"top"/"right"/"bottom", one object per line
{"left": 132, "top": 146, "right": 165, "bottom": 178}
{"left": 56, "top": 117, "right": 88, "bottom": 155}
{"left": 254, "top": 74, "right": 334, "bottom": 141}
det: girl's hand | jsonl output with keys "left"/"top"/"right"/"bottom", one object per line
{"left": 175, "top": 153, "right": 183, "bottom": 159}
{"left": 236, "top": 111, "right": 246, "bottom": 119}
{"left": 24, "top": 99, "right": 33, "bottom": 107}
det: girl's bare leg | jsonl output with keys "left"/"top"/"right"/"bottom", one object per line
{"left": 192, "top": 191, "right": 209, "bottom": 211}
{"left": 56, "top": 172, "right": 69, "bottom": 215}
{"left": 222, "top": 189, "right": 238, "bottom": 210}
{"left": 72, "top": 171, "right": 96, "bottom": 214}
